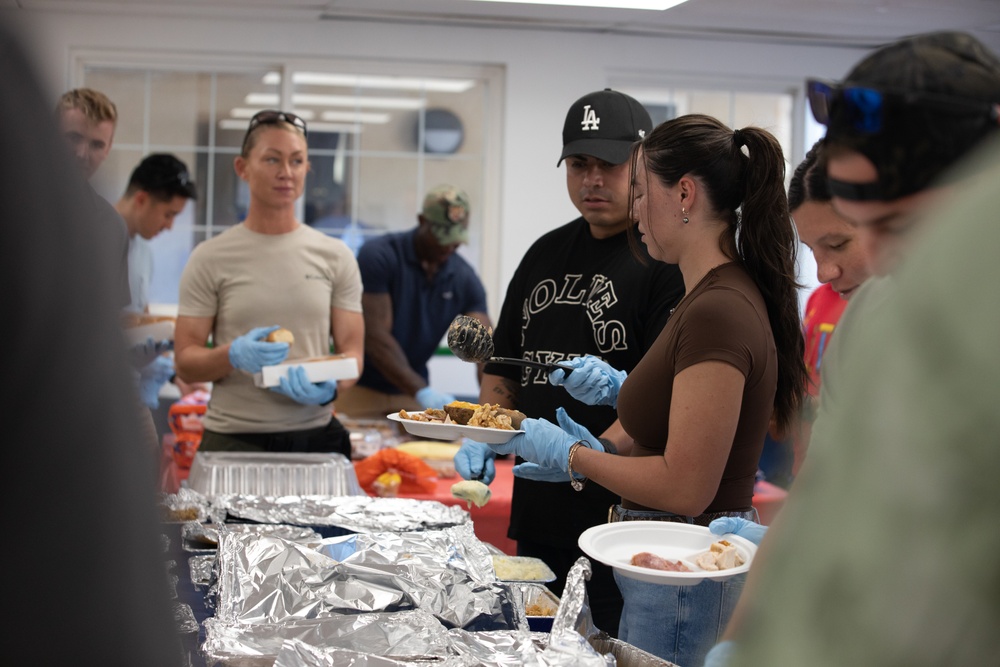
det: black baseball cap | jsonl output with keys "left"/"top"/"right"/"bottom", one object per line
{"left": 558, "top": 88, "right": 653, "bottom": 166}
{"left": 822, "top": 31, "right": 1000, "bottom": 201}
{"left": 128, "top": 153, "right": 198, "bottom": 200}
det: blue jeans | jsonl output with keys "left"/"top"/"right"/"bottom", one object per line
{"left": 616, "top": 569, "right": 746, "bottom": 667}
{"left": 610, "top": 505, "right": 755, "bottom": 666}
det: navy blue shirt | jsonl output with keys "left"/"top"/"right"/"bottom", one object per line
{"left": 357, "top": 229, "right": 488, "bottom": 394}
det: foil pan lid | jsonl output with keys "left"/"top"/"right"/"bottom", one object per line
{"left": 219, "top": 495, "right": 469, "bottom": 533}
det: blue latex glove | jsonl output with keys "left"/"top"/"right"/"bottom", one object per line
{"left": 709, "top": 517, "right": 768, "bottom": 546}
{"left": 491, "top": 418, "right": 604, "bottom": 482}
{"left": 270, "top": 365, "right": 337, "bottom": 405}
{"left": 454, "top": 438, "right": 497, "bottom": 484}
{"left": 415, "top": 386, "right": 457, "bottom": 410}
{"left": 228, "top": 325, "right": 289, "bottom": 373}
{"left": 547, "top": 355, "right": 627, "bottom": 407}
{"left": 703, "top": 640, "right": 737, "bottom": 667}
{"left": 129, "top": 336, "right": 173, "bottom": 368}
{"left": 138, "top": 355, "right": 175, "bottom": 409}
{"left": 554, "top": 407, "right": 602, "bottom": 450}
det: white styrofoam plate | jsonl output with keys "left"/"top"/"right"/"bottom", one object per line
{"left": 387, "top": 412, "right": 523, "bottom": 445}
{"left": 578, "top": 521, "right": 757, "bottom": 586}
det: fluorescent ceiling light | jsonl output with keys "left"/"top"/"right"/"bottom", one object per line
{"left": 245, "top": 92, "right": 425, "bottom": 110}
{"left": 320, "top": 110, "right": 391, "bottom": 124}
{"left": 263, "top": 72, "right": 475, "bottom": 93}
{"left": 467, "top": 0, "right": 689, "bottom": 8}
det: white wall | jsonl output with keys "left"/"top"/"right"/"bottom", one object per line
{"left": 6, "top": 8, "right": 868, "bottom": 318}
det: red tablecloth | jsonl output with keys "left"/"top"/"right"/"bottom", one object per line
{"left": 396, "top": 457, "right": 787, "bottom": 555}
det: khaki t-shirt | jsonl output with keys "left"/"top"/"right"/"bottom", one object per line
{"left": 179, "top": 223, "right": 362, "bottom": 433}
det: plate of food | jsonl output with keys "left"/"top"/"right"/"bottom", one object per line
{"left": 387, "top": 401, "right": 525, "bottom": 445}
{"left": 578, "top": 521, "right": 757, "bottom": 586}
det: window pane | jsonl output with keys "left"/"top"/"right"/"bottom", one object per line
{"left": 356, "top": 154, "right": 420, "bottom": 233}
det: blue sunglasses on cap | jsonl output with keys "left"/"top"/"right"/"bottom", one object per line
{"left": 806, "top": 78, "right": 999, "bottom": 134}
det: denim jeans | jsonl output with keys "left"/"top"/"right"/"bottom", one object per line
{"left": 616, "top": 569, "right": 746, "bottom": 667}
{"left": 610, "top": 505, "right": 755, "bottom": 666}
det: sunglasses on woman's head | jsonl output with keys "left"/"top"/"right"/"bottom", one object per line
{"left": 241, "top": 110, "right": 308, "bottom": 153}
{"left": 806, "top": 79, "right": 999, "bottom": 134}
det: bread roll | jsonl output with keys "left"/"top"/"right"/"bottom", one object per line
{"left": 266, "top": 328, "right": 295, "bottom": 346}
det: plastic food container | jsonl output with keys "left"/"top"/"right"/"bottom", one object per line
{"left": 186, "top": 451, "right": 363, "bottom": 497}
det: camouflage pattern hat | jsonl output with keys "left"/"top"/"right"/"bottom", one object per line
{"left": 421, "top": 184, "right": 470, "bottom": 245}
{"left": 825, "top": 31, "right": 1000, "bottom": 200}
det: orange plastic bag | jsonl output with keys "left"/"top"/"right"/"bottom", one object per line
{"left": 353, "top": 448, "right": 439, "bottom": 496}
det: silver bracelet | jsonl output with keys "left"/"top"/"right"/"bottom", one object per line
{"left": 568, "top": 441, "right": 587, "bottom": 491}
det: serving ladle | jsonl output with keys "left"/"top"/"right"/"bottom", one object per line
{"left": 446, "top": 315, "right": 573, "bottom": 372}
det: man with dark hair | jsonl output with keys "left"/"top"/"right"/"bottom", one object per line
{"left": 334, "top": 184, "right": 491, "bottom": 420}
{"left": 455, "top": 89, "right": 684, "bottom": 636}
{"left": 117, "top": 153, "right": 198, "bottom": 315}
{"left": 707, "top": 31, "right": 1000, "bottom": 667}
{"left": 116, "top": 154, "right": 199, "bottom": 408}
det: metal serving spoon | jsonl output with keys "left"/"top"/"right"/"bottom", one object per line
{"left": 446, "top": 315, "right": 573, "bottom": 372}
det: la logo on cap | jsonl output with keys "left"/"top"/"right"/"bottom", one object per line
{"left": 581, "top": 104, "right": 600, "bottom": 131}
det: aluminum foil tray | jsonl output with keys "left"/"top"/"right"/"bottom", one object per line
{"left": 220, "top": 495, "right": 469, "bottom": 534}
{"left": 187, "top": 451, "right": 363, "bottom": 497}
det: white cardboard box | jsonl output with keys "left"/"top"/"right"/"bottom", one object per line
{"left": 253, "top": 355, "right": 359, "bottom": 388}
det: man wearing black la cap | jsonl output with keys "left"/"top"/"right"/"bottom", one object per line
{"left": 454, "top": 89, "right": 684, "bottom": 636}
{"left": 116, "top": 153, "right": 199, "bottom": 409}
{"left": 702, "top": 32, "right": 1000, "bottom": 667}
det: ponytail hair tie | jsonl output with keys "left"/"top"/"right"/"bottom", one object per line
{"left": 733, "top": 128, "right": 745, "bottom": 147}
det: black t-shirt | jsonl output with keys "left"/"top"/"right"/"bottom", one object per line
{"left": 486, "top": 218, "right": 684, "bottom": 546}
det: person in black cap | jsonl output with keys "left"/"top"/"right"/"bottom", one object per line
{"left": 703, "top": 31, "right": 1000, "bottom": 667}
{"left": 454, "top": 88, "right": 684, "bottom": 636}
{"left": 116, "top": 154, "right": 199, "bottom": 409}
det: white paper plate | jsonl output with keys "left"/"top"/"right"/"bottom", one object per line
{"left": 578, "top": 521, "right": 757, "bottom": 586}
{"left": 387, "top": 412, "right": 523, "bottom": 445}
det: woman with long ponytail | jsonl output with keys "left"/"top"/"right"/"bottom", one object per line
{"left": 489, "top": 113, "right": 806, "bottom": 666}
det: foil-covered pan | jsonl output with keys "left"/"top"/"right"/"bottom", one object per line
{"left": 212, "top": 523, "right": 518, "bottom": 631}
{"left": 218, "top": 495, "right": 469, "bottom": 534}
{"left": 183, "top": 522, "right": 321, "bottom": 551}
{"left": 202, "top": 609, "right": 454, "bottom": 667}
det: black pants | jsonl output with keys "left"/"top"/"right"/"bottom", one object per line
{"left": 200, "top": 417, "right": 351, "bottom": 459}
{"left": 517, "top": 537, "right": 623, "bottom": 638}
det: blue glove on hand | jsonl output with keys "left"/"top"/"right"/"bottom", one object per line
{"left": 454, "top": 438, "right": 497, "bottom": 484}
{"left": 138, "top": 355, "right": 175, "bottom": 409}
{"left": 270, "top": 365, "right": 337, "bottom": 405}
{"left": 228, "top": 325, "right": 290, "bottom": 373}
{"left": 703, "top": 640, "right": 738, "bottom": 667}
{"left": 129, "top": 336, "right": 173, "bottom": 368}
{"left": 415, "top": 386, "right": 457, "bottom": 410}
{"left": 548, "top": 355, "right": 627, "bottom": 407}
{"left": 554, "top": 407, "right": 602, "bottom": 450}
{"left": 709, "top": 517, "right": 768, "bottom": 546}
{"left": 491, "top": 418, "right": 604, "bottom": 483}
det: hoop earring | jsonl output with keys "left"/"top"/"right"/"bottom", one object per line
{"left": 681, "top": 207, "right": 689, "bottom": 224}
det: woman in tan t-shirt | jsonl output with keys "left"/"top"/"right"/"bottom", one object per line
{"left": 490, "top": 114, "right": 806, "bottom": 666}
{"left": 174, "top": 111, "right": 364, "bottom": 456}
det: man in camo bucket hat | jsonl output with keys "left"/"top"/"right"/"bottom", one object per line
{"left": 333, "top": 183, "right": 491, "bottom": 421}
{"left": 421, "top": 184, "right": 470, "bottom": 246}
